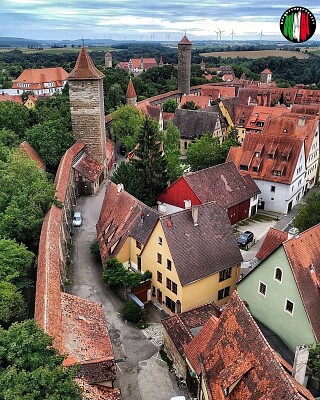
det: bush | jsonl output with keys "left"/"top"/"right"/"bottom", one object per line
{"left": 142, "top": 270, "right": 152, "bottom": 280}
{"left": 122, "top": 301, "right": 143, "bottom": 323}
{"left": 90, "top": 241, "right": 100, "bottom": 260}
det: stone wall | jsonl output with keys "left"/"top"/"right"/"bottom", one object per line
{"left": 163, "top": 329, "right": 187, "bottom": 379}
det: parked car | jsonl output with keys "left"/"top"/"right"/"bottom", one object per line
{"left": 119, "top": 144, "right": 126, "bottom": 155}
{"left": 73, "top": 212, "right": 83, "bottom": 227}
{"left": 237, "top": 231, "right": 254, "bottom": 247}
{"left": 170, "top": 397, "right": 186, "bottom": 400}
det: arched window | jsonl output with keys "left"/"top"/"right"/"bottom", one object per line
{"left": 275, "top": 267, "right": 283, "bottom": 282}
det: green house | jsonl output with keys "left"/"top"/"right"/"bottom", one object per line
{"left": 238, "top": 226, "right": 320, "bottom": 352}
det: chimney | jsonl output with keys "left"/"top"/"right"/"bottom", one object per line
{"left": 191, "top": 206, "right": 199, "bottom": 226}
{"left": 298, "top": 116, "right": 306, "bottom": 127}
{"left": 292, "top": 344, "right": 309, "bottom": 387}
{"left": 184, "top": 199, "right": 191, "bottom": 209}
{"left": 117, "top": 183, "right": 124, "bottom": 193}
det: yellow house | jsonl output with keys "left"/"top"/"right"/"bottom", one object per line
{"left": 140, "top": 203, "right": 242, "bottom": 314}
{"left": 219, "top": 99, "right": 247, "bottom": 143}
{"left": 23, "top": 95, "right": 37, "bottom": 109}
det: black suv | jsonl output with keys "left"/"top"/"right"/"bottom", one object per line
{"left": 237, "top": 231, "right": 254, "bottom": 247}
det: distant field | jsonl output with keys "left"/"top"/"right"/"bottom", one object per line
{"left": 199, "top": 50, "right": 309, "bottom": 59}
{"left": 308, "top": 48, "right": 320, "bottom": 56}
{"left": 0, "top": 46, "right": 114, "bottom": 54}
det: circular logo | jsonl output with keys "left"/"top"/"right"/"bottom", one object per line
{"left": 280, "top": 6, "right": 316, "bottom": 43}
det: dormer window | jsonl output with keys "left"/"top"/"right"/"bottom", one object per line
{"left": 272, "top": 170, "right": 282, "bottom": 176}
{"left": 240, "top": 165, "right": 248, "bottom": 171}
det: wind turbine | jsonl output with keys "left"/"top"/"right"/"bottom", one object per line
{"left": 229, "top": 29, "right": 236, "bottom": 42}
{"left": 259, "top": 30, "right": 264, "bottom": 44}
{"left": 218, "top": 28, "right": 225, "bottom": 41}
{"left": 215, "top": 30, "right": 219, "bottom": 41}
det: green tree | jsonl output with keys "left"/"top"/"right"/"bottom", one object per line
{"left": 294, "top": 192, "right": 320, "bottom": 232}
{"left": 0, "top": 151, "right": 55, "bottom": 250}
{"left": 162, "top": 122, "right": 183, "bottom": 183}
{"left": 0, "top": 128, "right": 20, "bottom": 148}
{"left": 122, "top": 301, "right": 143, "bottom": 323}
{"left": 181, "top": 101, "right": 200, "bottom": 110}
{"left": 131, "top": 116, "right": 168, "bottom": 205}
{"left": 25, "top": 118, "right": 74, "bottom": 169}
{"left": 0, "top": 320, "right": 82, "bottom": 400}
{"left": 111, "top": 105, "right": 144, "bottom": 152}
{"left": 187, "top": 133, "right": 224, "bottom": 171}
{"left": 162, "top": 99, "right": 177, "bottom": 113}
{"left": 103, "top": 258, "right": 142, "bottom": 289}
{"left": 308, "top": 343, "right": 320, "bottom": 379}
{"left": 0, "top": 239, "right": 34, "bottom": 288}
{"left": 111, "top": 162, "right": 146, "bottom": 200}
{"left": 0, "top": 101, "right": 30, "bottom": 138}
{"left": 105, "top": 82, "right": 125, "bottom": 112}
{"left": 0, "top": 281, "right": 25, "bottom": 326}
{"left": 33, "top": 93, "right": 71, "bottom": 130}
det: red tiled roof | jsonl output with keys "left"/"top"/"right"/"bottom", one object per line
{"left": 35, "top": 205, "right": 63, "bottom": 351}
{"left": 159, "top": 202, "right": 242, "bottom": 286}
{"left": 179, "top": 35, "right": 192, "bottom": 45}
{"left": 12, "top": 67, "right": 68, "bottom": 89}
{"left": 0, "top": 93, "right": 22, "bottom": 104}
{"left": 54, "top": 140, "right": 85, "bottom": 203}
{"left": 19, "top": 141, "right": 45, "bottom": 170}
{"left": 262, "top": 68, "right": 272, "bottom": 74}
{"left": 222, "top": 73, "right": 234, "bottom": 82}
{"left": 182, "top": 162, "right": 260, "bottom": 209}
{"left": 179, "top": 94, "right": 210, "bottom": 109}
{"left": 227, "top": 133, "right": 304, "bottom": 185}
{"left": 61, "top": 293, "right": 116, "bottom": 381}
{"left": 256, "top": 227, "right": 288, "bottom": 261}
{"left": 73, "top": 153, "right": 104, "bottom": 182}
{"left": 97, "top": 181, "right": 159, "bottom": 264}
{"left": 115, "top": 62, "right": 129, "bottom": 70}
{"left": 126, "top": 79, "right": 137, "bottom": 98}
{"left": 193, "top": 292, "right": 313, "bottom": 399}
{"left": 75, "top": 379, "right": 121, "bottom": 400}
{"left": 283, "top": 223, "right": 320, "bottom": 342}
{"left": 106, "top": 139, "right": 115, "bottom": 160}
{"left": 162, "top": 302, "right": 221, "bottom": 358}
{"left": 68, "top": 47, "right": 105, "bottom": 80}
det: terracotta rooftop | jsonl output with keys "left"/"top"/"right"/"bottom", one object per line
{"left": 54, "top": 140, "right": 85, "bottom": 203}
{"left": 97, "top": 181, "right": 159, "bottom": 264}
{"left": 256, "top": 227, "right": 289, "bottom": 261}
{"left": 186, "top": 292, "right": 313, "bottom": 399}
{"left": 227, "top": 133, "right": 304, "bottom": 185}
{"left": 159, "top": 202, "right": 243, "bottom": 286}
{"left": 261, "top": 68, "right": 272, "bottom": 74}
{"left": 68, "top": 47, "right": 105, "bottom": 80}
{"left": 73, "top": 153, "right": 104, "bottom": 183}
{"left": 19, "top": 141, "right": 45, "bottom": 170}
{"left": 106, "top": 139, "right": 115, "bottom": 160}
{"left": 12, "top": 67, "right": 68, "bottom": 88}
{"left": 76, "top": 379, "right": 121, "bottom": 400}
{"left": 179, "top": 35, "right": 192, "bottom": 45}
{"left": 126, "top": 78, "right": 137, "bottom": 98}
{"left": 61, "top": 293, "right": 116, "bottom": 382}
{"left": 0, "top": 92, "right": 22, "bottom": 104}
{"left": 179, "top": 94, "right": 211, "bottom": 109}
{"left": 283, "top": 223, "right": 320, "bottom": 342}
{"left": 162, "top": 302, "right": 221, "bottom": 358}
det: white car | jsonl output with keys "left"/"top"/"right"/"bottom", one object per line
{"left": 73, "top": 212, "right": 83, "bottom": 227}
{"left": 170, "top": 397, "right": 186, "bottom": 400}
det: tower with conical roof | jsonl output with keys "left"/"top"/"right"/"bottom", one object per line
{"left": 68, "top": 47, "right": 106, "bottom": 168}
{"left": 126, "top": 78, "right": 137, "bottom": 107}
{"left": 105, "top": 51, "right": 112, "bottom": 68}
{"left": 178, "top": 34, "right": 192, "bottom": 95}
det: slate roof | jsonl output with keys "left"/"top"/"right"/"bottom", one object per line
{"left": 73, "top": 153, "right": 104, "bottom": 182}
{"left": 173, "top": 108, "right": 219, "bottom": 139}
{"left": 162, "top": 302, "right": 221, "bottom": 358}
{"left": 256, "top": 227, "right": 289, "bottom": 261}
{"left": 19, "top": 141, "right": 45, "bottom": 170}
{"left": 177, "top": 162, "right": 260, "bottom": 209}
{"left": 126, "top": 78, "right": 137, "bottom": 98}
{"left": 159, "top": 202, "right": 243, "bottom": 286}
{"left": 227, "top": 133, "right": 304, "bottom": 185}
{"left": 97, "top": 182, "right": 159, "bottom": 264}
{"left": 283, "top": 223, "right": 320, "bottom": 342}
{"left": 186, "top": 292, "right": 313, "bottom": 400}
{"left": 68, "top": 47, "right": 105, "bottom": 80}
{"left": 179, "top": 35, "right": 192, "bottom": 45}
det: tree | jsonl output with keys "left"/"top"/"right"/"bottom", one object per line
{"left": 131, "top": 116, "right": 168, "bottom": 205}
{"left": 111, "top": 162, "right": 146, "bottom": 200}
{"left": 25, "top": 118, "right": 75, "bottom": 169}
{"left": 162, "top": 122, "right": 183, "bottom": 183}
{"left": 187, "top": 133, "right": 224, "bottom": 171}
{"left": 105, "top": 82, "right": 125, "bottom": 112}
{"left": 0, "top": 101, "right": 30, "bottom": 138}
{"left": 0, "top": 151, "right": 55, "bottom": 250}
{"left": 111, "top": 105, "right": 144, "bottom": 152}
{"left": 0, "top": 320, "right": 82, "bottom": 399}
{"left": 162, "top": 99, "right": 177, "bottom": 113}
{"left": 294, "top": 192, "right": 320, "bottom": 232}
{"left": 122, "top": 301, "right": 144, "bottom": 323}
{"left": 0, "top": 128, "right": 20, "bottom": 148}
{"left": 102, "top": 258, "right": 142, "bottom": 289}
{"left": 0, "top": 281, "right": 25, "bottom": 326}
{"left": 0, "top": 239, "right": 34, "bottom": 288}
{"left": 308, "top": 343, "right": 320, "bottom": 379}
{"left": 181, "top": 101, "right": 200, "bottom": 110}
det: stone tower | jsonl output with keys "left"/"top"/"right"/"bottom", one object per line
{"left": 126, "top": 78, "right": 137, "bottom": 107}
{"left": 178, "top": 35, "right": 192, "bottom": 95}
{"left": 261, "top": 68, "right": 272, "bottom": 84}
{"left": 68, "top": 47, "right": 106, "bottom": 167}
{"left": 105, "top": 51, "right": 112, "bottom": 68}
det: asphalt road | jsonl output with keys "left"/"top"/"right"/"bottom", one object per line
{"left": 67, "top": 182, "right": 186, "bottom": 400}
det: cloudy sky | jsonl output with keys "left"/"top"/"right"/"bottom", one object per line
{"left": 1, "top": 0, "right": 320, "bottom": 42}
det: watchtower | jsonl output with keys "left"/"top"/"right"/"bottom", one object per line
{"left": 178, "top": 35, "right": 192, "bottom": 95}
